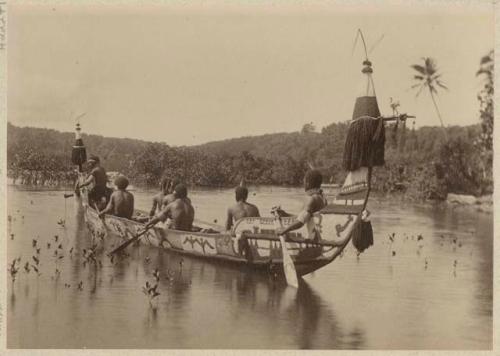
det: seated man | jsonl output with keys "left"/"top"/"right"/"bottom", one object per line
{"left": 225, "top": 186, "right": 260, "bottom": 231}
{"left": 147, "top": 183, "right": 194, "bottom": 231}
{"left": 98, "top": 175, "right": 134, "bottom": 219}
{"left": 150, "top": 177, "right": 170, "bottom": 218}
{"left": 276, "top": 169, "right": 327, "bottom": 241}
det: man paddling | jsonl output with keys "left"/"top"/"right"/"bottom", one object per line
{"left": 225, "top": 186, "right": 260, "bottom": 231}
{"left": 149, "top": 177, "right": 170, "bottom": 218}
{"left": 146, "top": 183, "right": 194, "bottom": 231}
{"left": 76, "top": 154, "right": 110, "bottom": 210}
{"left": 98, "top": 175, "right": 134, "bottom": 219}
{"left": 275, "top": 169, "right": 328, "bottom": 241}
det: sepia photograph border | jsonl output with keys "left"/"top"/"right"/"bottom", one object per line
{"left": 0, "top": 0, "right": 498, "bottom": 355}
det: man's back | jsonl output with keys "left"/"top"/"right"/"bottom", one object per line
{"left": 110, "top": 190, "right": 134, "bottom": 219}
{"left": 164, "top": 198, "right": 194, "bottom": 231}
{"left": 226, "top": 201, "right": 260, "bottom": 230}
{"left": 91, "top": 166, "right": 107, "bottom": 188}
{"left": 230, "top": 202, "right": 259, "bottom": 221}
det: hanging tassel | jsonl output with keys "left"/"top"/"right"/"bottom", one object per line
{"left": 71, "top": 123, "right": 87, "bottom": 169}
{"left": 342, "top": 116, "right": 385, "bottom": 171}
{"left": 351, "top": 211, "right": 374, "bottom": 253}
{"left": 351, "top": 220, "right": 373, "bottom": 253}
{"left": 71, "top": 138, "right": 87, "bottom": 166}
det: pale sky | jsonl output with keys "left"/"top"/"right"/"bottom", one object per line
{"left": 8, "top": 1, "right": 494, "bottom": 146}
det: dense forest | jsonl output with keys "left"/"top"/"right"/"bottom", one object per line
{"left": 7, "top": 51, "right": 493, "bottom": 200}
{"left": 6, "top": 120, "right": 491, "bottom": 200}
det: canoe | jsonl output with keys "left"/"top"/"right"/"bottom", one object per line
{"left": 83, "top": 205, "right": 350, "bottom": 277}
{"left": 79, "top": 165, "right": 371, "bottom": 277}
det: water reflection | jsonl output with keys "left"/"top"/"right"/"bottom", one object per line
{"left": 141, "top": 247, "right": 366, "bottom": 349}
{"left": 6, "top": 187, "right": 492, "bottom": 349}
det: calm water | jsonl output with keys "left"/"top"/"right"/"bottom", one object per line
{"left": 7, "top": 185, "right": 492, "bottom": 349}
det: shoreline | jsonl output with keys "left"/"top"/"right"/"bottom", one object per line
{"left": 7, "top": 182, "right": 492, "bottom": 214}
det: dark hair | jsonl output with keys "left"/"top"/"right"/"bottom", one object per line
{"left": 114, "top": 175, "right": 129, "bottom": 190}
{"left": 174, "top": 183, "right": 188, "bottom": 199}
{"left": 235, "top": 186, "right": 248, "bottom": 202}
{"left": 305, "top": 169, "right": 322, "bottom": 190}
{"left": 88, "top": 154, "right": 100, "bottom": 163}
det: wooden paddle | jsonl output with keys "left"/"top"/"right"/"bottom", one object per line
{"left": 274, "top": 215, "right": 299, "bottom": 288}
{"left": 107, "top": 224, "right": 157, "bottom": 256}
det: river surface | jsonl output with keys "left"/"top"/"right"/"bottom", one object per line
{"left": 6, "top": 185, "right": 493, "bottom": 349}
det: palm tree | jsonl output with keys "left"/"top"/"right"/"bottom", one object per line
{"left": 476, "top": 50, "right": 493, "bottom": 151}
{"left": 411, "top": 57, "right": 448, "bottom": 137}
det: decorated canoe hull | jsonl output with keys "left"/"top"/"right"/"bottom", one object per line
{"left": 83, "top": 204, "right": 347, "bottom": 277}
{"left": 78, "top": 163, "right": 372, "bottom": 278}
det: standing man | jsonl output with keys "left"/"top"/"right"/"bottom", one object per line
{"left": 225, "top": 186, "right": 260, "bottom": 231}
{"left": 99, "top": 175, "right": 135, "bottom": 219}
{"left": 275, "top": 169, "right": 328, "bottom": 241}
{"left": 76, "top": 154, "right": 109, "bottom": 210}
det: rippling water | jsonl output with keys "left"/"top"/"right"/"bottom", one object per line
{"left": 7, "top": 185, "right": 492, "bottom": 349}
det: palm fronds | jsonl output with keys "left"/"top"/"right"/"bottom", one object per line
{"left": 410, "top": 57, "right": 448, "bottom": 134}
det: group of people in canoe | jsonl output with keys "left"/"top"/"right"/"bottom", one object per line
{"left": 76, "top": 154, "right": 328, "bottom": 240}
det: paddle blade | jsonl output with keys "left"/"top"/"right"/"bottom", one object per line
{"left": 279, "top": 235, "right": 298, "bottom": 288}
{"left": 107, "top": 228, "right": 147, "bottom": 256}
{"left": 108, "top": 236, "right": 137, "bottom": 256}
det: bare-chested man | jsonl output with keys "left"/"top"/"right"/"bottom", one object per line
{"left": 147, "top": 183, "right": 194, "bottom": 231}
{"left": 76, "top": 154, "right": 110, "bottom": 210}
{"left": 149, "top": 177, "right": 170, "bottom": 217}
{"left": 99, "top": 175, "right": 134, "bottom": 219}
{"left": 275, "top": 169, "right": 327, "bottom": 241}
{"left": 225, "top": 186, "right": 260, "bottom": 231}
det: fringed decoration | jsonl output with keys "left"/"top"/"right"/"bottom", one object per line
{"left": 351, "top": 220, "right": 374, "bottom": 253}
{"left": 71, "top": 138, "right": 87, "bottom": 166}
{"left": 72, "top": 123, "right": 87, "bottom": 168}
{"left": 342, "top": 116, "right": 385, "bottom": 171}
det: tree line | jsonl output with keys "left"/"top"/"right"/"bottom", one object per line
{"left": 7, "top": 51, "right": 493, "bottom": 199}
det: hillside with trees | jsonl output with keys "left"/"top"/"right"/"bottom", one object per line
{"left": 6, "top": 120, "right": 490, "bottom": 199}
{"left": 7, "top": 50, "right": 493, "bottom": 200}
